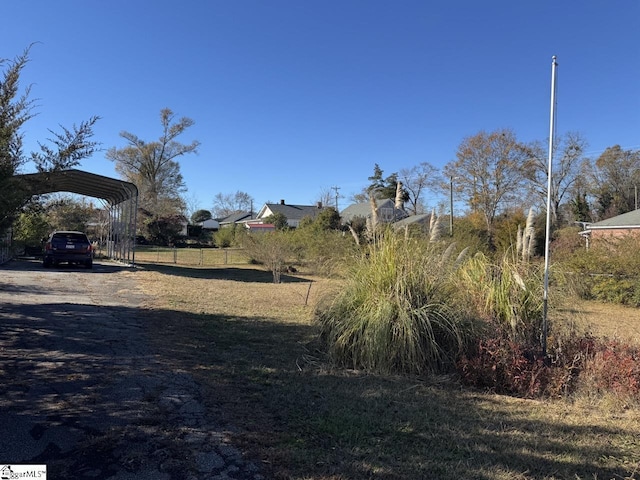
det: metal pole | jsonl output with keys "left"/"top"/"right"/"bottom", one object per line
{"left": 542, "top": 55, "right": 558, "bottom": 357}
{"left": 449, "top": 176, "right": 454, "bottom": 236}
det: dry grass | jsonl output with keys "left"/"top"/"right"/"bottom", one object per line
{"left": 135, "top": 262, "right": 640, "bottom": 480}
{"left": 136, "top": 263, "right": 338, "bottom": 322}
{"left": 556, "top": 300, "right": 640, "bottom": 343}
{"left": 134, "top": 246, "right": 249, "bottom": 266}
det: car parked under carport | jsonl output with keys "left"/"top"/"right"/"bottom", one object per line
{"left": 43, "top": 231, "right": 93, "bottom": 269}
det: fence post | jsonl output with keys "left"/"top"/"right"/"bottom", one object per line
{"left": 173, "top": 247, "right": 177, "bottom": 264}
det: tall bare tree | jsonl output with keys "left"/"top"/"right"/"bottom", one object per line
{"left": 315, "top": 186, "right": 337, "bottom": 209}
{"left": 444, "top": 129, "right": 529, "bottom": 245}
{"left": 212, "top": 190, "right": 254, "bottom": 218}
{"left": 523, "top": 131, "right": 588, "bottom": 226}
{"left": 399, "top": 161, "right": 441, "bottom": 215}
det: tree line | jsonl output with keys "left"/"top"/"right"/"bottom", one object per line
{"left": 355, "top": 129, "right": 638, "bottom": 249}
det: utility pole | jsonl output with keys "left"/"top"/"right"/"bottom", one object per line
{"left": 331, "top": 186, "right": 340, "bottom": 211}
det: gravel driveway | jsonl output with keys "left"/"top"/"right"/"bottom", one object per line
{"left": 0, "top": 258, "right": 264, "bottom": 480}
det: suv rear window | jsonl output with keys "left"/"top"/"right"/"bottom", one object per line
{"left": 51, "top": 232, "right": 90, "bottom": 243}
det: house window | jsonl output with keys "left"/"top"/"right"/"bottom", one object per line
{"left": 379, "top": 207, "right": 394, "bottom": 222}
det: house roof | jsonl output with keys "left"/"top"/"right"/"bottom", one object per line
{"left": 340, "top": 198, "right": 396, "bottom": 223}
{"left": 585, "top": 209, "right": 640, "bottom": 230}
{"left": 257, "top": 202, "right": 325, "bottom": 221}
{"left": 16, "top": 169, "right": 137, "bottom": 205}
{"left": 391, "top": 213, "right": 432, "bottom": 229}
{"left": 217, "top": 211, "right": 253, "bottom": 224}
{"left": 340, "top": 198, "right": 395, "bottom": 222}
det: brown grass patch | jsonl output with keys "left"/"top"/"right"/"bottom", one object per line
{"left": 135, "top": 262, "right": 640, "bottom": 480}
{"left": 561, "top": 300, "right": 640, "bottom": 343}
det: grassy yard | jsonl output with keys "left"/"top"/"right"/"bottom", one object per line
{"left": 135, "top": 262, "right": 640, "bottom": 480}
{"left": 133, "top": 246, "right": 249, "bottom": 266}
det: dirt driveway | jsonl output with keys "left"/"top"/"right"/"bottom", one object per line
{"left": 0, "top": 258, "right": 264, "bottom": 480}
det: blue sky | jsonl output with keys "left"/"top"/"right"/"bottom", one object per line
{"left": 3, "top": 1, "right": 639, "bottom": 212}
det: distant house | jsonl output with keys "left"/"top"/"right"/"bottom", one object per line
{"left": 391, "top": 212, "right": 432, "bottom": 232}
{"left": 255, "top": 200, "right": 327, "bottom": 228}
{"left": 198, "top": 218, "right": 220, "bottom": 230}
{"left": 217, "top": 211, "right": 254, "bottom": 228}
{"left": 340, "top": 198, "right": 408, "bottom": 225}
{"left": 580, "top": 209, "right": 640, "bottom": 248}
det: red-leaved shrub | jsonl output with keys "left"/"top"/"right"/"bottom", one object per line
{"left": 458, "top": 332, "right": 640, "bottom": 401}
{"left": 579, "top": 340, "right": 640, "bottom": 398}
{"left": 457, "top": 336, "right": 548, "bottom": 398}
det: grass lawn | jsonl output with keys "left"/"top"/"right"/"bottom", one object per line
{"left": 135, "top": 262, "right": 640, "bottom": 480}
{"left": 134, "top": 246, "right": 249, "bottom": 266}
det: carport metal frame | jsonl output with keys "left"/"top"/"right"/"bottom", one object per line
{"left": 17, "top": 169, "right": 138, "bottom": 265}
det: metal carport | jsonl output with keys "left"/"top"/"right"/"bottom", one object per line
{"left": 16, "top": 169, "right": 138, "bottom": 265}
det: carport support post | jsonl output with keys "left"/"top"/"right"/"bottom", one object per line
{"left": 107, "top": 203, "right": 114, "bottom": 259}
{"left": 131, "top": 195, "right": 138, "bottom": 266}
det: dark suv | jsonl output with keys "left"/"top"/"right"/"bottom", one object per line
{"left": 43, "top": 231, "right": 93, "bottom": 269}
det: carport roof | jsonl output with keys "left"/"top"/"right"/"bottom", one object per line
{"left": 17, "top": 169, "right": 137, "bottom": 205}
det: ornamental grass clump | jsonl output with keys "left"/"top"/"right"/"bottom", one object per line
{"left": 316, "top": 232, "right": 473, "bottom": 375}
{"left": 455, "top": 252, "right": 544, "bottom": 344}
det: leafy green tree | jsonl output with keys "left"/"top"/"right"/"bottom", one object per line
{"left": 31, "top": 117, "right": 101, "bottom": 172}
{"left": 191, "top": 209, "right": 212, "bottom": 223}
{"left": 591, "top": 145, "right": 640, "bottom": 218}
{"left": 1, "top": 47, "right": 100, "bottom": 230}
{"left": 351, "top": 164, "right": 409, "bottom": 204}
{"left": 13, "top": 203, "right": 50, "bottom": 247}
{"left": 214, "top": 225, "right": 237, "bottom": 248}
{"left": 570, "top": 191, "right": 592, "bottom": 223}
{"left": 493, "top": 209, "right": 527, "bottom": 257}
{"left": 264, "top": 212, "right": 289, "bottom": 231}
{"left": 367, "top": 163, "right": 386, "bottom": 193}
{"left": 45, "top": 196, "right": 95, "bottom": 232}
{"left": 366, "top": 163, "right": 409, "bottom": 203}
{"left": 305, "top": 207, "right": 341, "bottom": 231}
{"left": 0, "top": 48, "right": 35, "bottom": 230}
{"left": 146, "top": 214, "right": 186, "bottom": 246}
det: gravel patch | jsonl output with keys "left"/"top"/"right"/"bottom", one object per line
{"left": 0, "top": 259, "right": 264, "bottom": 479}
